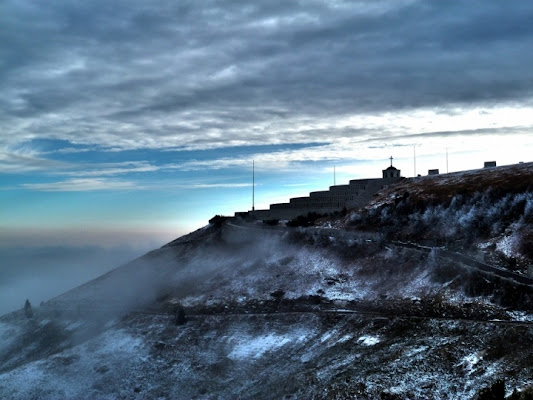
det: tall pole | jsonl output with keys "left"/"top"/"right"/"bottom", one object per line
{"left": 252, "top": 160, "right": 255, "bottom": 211}
{"left": 413, "top": 145, "right": 417, "bottom": 177}
{"left": 446, "top": 147, "right": 449, "bottom": 174}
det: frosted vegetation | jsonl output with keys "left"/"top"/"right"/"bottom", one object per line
{"left": 364, "top": 190, "right": 532, "bottom": 253}
{"left": 342, "top": 164, "right": 533, "bottom": 275}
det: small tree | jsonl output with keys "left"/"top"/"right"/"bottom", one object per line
{"left": 174, "top": 306, "right": 186, "bottom": 326}
{"left": 24, "top": 299, "right": 33, "bottom": 318}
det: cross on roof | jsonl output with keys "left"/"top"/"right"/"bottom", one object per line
{"left": 390, "top": 156, "right": 393, "bottom": 166}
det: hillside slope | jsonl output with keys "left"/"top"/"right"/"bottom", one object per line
{"left": 1, "top": 163, "right": 533, "bottom": 399}
{"left": 328, "top": 162, "right": 533, "bottom": 274}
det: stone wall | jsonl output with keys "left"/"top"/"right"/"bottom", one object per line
{"left": 236, "top": 173, "right": 402, "bottom": 221}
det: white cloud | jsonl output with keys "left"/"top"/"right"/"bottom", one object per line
{"left": 21, "top": 178, "right": 139, "bottom": 192}
{"left": 65, "top": 162, "right": 160, "bottom": 177}
{"left": 2, "top": 1, "right": 533, "bottom": 155}
{"left": 1, "top": 0, "right": 533, "bottom": 181}
{"left": 0, "top": 151, "right": 71, "bottom": 173}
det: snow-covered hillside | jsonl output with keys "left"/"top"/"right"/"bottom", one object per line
{"left": 2, "top": 220, "right": 533, "bottom": 399}
{"left": 1, "top": 162, "right": 533, "bottom": 399}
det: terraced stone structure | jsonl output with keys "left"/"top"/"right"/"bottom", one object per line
{"left": 238, "top": 162, "right": 402, "bottom": 220}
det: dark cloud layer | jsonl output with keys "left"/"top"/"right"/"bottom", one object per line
{"left": 1, "top": 0, "right": 533, "bottom": 153}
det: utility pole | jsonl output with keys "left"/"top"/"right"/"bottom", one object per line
{"left": 252, "top": 160, "right": 255, "bottom": 211}
{"left": 446, "top": 147, "right": 449, "bottom": 174}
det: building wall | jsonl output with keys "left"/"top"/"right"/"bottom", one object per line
{"left": 236, "top": 169, "right": 402, "bottom": 221}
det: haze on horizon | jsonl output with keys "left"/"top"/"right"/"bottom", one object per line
{"left": 1, "top": 1, "right": 533, "bottom": 312}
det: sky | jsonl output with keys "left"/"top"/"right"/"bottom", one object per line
{"left": 1, "top": 0, "right": 533, "bottom": 278}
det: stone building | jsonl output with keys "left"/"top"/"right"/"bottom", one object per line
{"left": 237, "top": 160, "right": 403, "bottom": 220}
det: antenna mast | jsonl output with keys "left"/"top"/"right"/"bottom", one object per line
{"left": 252, "top": 160, "right": 255, "bottom": 211}
{"left": 413, "top": 145, "right": 417, "bottom": 177}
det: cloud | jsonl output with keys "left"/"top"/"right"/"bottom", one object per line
{"left": 2, "top": 3, "right": 533, "bottom": 132}
{"left": 18, "top": 176, "right": 253, "bottom": 192}
{"left": 1, "top": 0, "right": 533, "bottom": 177}
{"left": 65, "top": 161, "right": 160, "bottom": 177}
{"left": 21, "top": 178, "right": 139, "bottom": 192}
{"left": 0, "top": 151, "right": 71, "bottom": 173}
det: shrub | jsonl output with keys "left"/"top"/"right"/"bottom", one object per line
{"left": 518, "top": 230, "right": 533, "bottom": 259}
{"left": 24, "top": 299, "right": 33, "bottom": 318}
{"left": 287, "top": 212, "right": 325, "bottom": 227}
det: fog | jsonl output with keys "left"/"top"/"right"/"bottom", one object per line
{"left": 32, "top": 224, "right": 294, "bottom": 325}
{"left": 1, "top": 224, "right": 304, "bottom": 321}
{"left": 0, "top": 243, "right": 159, "bottom": 316}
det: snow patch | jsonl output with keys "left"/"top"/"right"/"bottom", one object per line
{"left": 496, "top": 234, "right": 518, "bottom": 258}
{"left": 89, "top": 329, "right": 144, "bottom": 355}
{"left": 65, "top": 320, "right": 84, "bottom": 331}
{"left": 478, "top": 241, "right": 492, "bottom": 249}
{"left": 459, "top": 352, "right": 484, "bottom": 374}
{"left": 180, "top": 295, "right": 206, "bottom": 307}
{"left": 357, "top": 335, "right": 380, "bottom": 346}
{"left": 228, "top": 334, "right": 292, "bottom": 360}
{"left": 0, "top": 328, "right": 150, "bottom": 399}
{"left": 338, "top": 334, "right": 353, "bottom": 343}
{"left": 405, "top": 345, "right": 428, "bottom": 357}
{"left": 320, "top": 330, "right": 337, "bottom": 343}
{"left": 0, "top": 362, "right": 46, "bottom": 397}
{"left": 507, "top": 310, "right": 533, "bottom": 322}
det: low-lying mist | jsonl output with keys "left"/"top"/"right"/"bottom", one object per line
{"left": 37, "top": 225, "right": 293, "bottom": 322}
{"left": 0, "top": 244, "right": 156, "bottom": 316}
